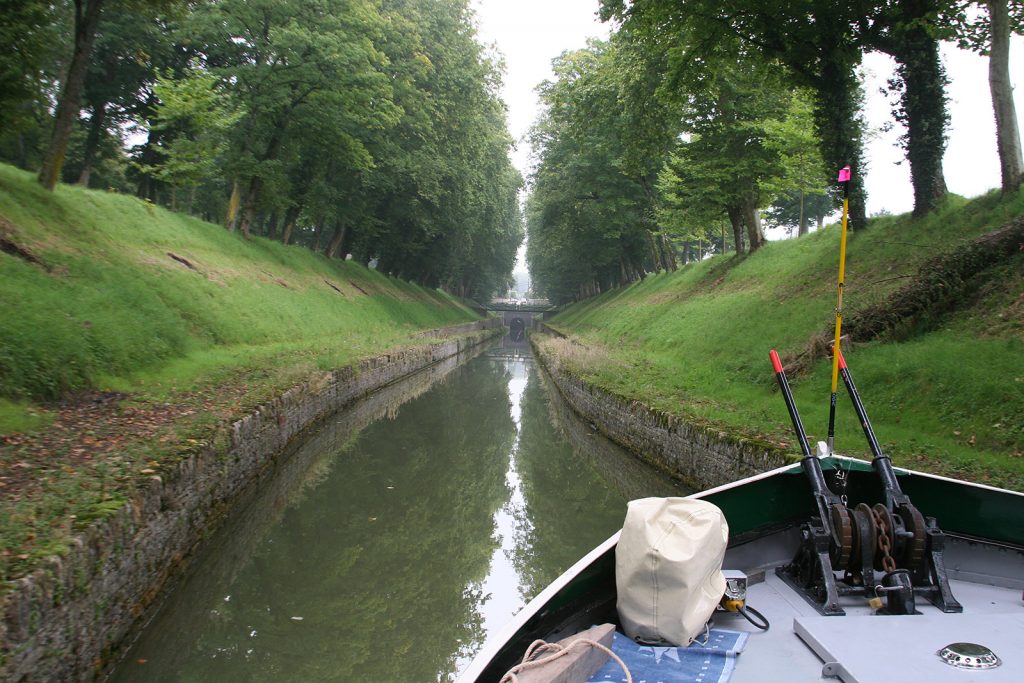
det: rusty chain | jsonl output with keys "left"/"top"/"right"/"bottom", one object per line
{"left": 871, "top": 507, "right": 897, "bottom": 573}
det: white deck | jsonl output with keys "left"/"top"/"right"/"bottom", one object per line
{"left": 717, "top": 534, "right": 1024, "bottom": 682}
{"left": 458, "top": 462, "right": 1024, "bottom": 683}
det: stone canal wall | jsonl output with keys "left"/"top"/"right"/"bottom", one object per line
{"left": 530, "top": 329, "right": 789, "bottom": 491}
{"left": 1, "top": 321, "right": 501, "bottom": 682}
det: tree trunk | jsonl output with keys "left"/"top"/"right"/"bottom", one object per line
{"left": 225, "top": 179, "right": 241, "bottom": 231}
{"left": 238, "top": 177, "right": 261, "bottom": 238}
{"left": 325, "top": 221, "right": 347, "bottom": 258}
{"left": 742, "top": 194, "right": 765, "bottom": 252}
{"left": 134, "top": 102, "right": 162, "bottom": 201}
{"left": 987, "top": 0, "right": 1023, "bottom": 193}
{"left": 38, "top": 0, "right": 105, "bottom": 191}
{"left": 727, "top": 205, "right": 745, "bottom": 254}
{"left": 237, "top": 126, "right": 286, "bottom": 237}
{"left": 798, "top": 188, "right": 809, "bottom": 236}
{"left": 898, "top": 27, "right": 948, "bottom": 217}
{"left": 662, "top": 234, "right": 677, "bottom": 271}
{"left": 16, "top": 133, "right": 33, "bottom": 169}
{"left": 654, "top": 233, "right": 668, "bottom": 270}
{"left": 77, "top": 100, "right": 106, "bottom": 187}
{"left": 871, "top": 0, "right": 949, "bottom": 217}
{"left": 265, "top": 211, "right": 280, "bottom": 240}
{"left": 281, "top": 204, "right": 300, "bottom": 245}
{"left": 645, "top": 230, "right": 662, "bottom": 272}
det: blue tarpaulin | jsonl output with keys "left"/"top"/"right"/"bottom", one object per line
{"left": 587, "top": 629, "right": 749, "bottom": 683}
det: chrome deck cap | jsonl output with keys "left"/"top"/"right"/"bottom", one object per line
{"left": 937, "top": 642, "right": 1001, "bottom": 670}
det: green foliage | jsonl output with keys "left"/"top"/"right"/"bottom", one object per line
{"left": 0, "top": 0, "right": 523, "bottom": 299}
{"left": 938, "top": 1, "right": 1024, "bottom": 54}
{"left": 601, "top": 0, "right": 873, "bottom": 228}
{"left": 357, "top": 0, "right": 524, "bottom": 298}
{"left": 526, "top": 25, "right": 831, "bottom": 301}
{"left": 761, "top": 94, "right": 831, "bottom": 204}
{"left": 544, "top": 189, "right": 1024, "bottom": 490}
{"left": 138, "top": 67, "right": 242, "bottom": 191}
{"left": 0, "top": 1, "right": 65, "bottom": 134}
{"left": 527, "top": 40, "right": 660, "bottom": 304}
{"left": 764, "top": 190, "right": 835, "bottom": 234}
{"left": 0, "top": 162, "right": 477, "bottom": 403}
{"left": 0, "top": 1, "right": 67, "bottom": 169}
{"left": 656, "top": 54, "right": 795, "bottom": 252}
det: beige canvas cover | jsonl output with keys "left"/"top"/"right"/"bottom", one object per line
{"left": 615, "top": 497, "right": 728, "bottom": 647}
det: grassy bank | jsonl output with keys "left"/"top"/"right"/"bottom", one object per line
{"left": 0, "top": 163, "right": 481, "bottom": 583}
{"left": 543, "top": 190, "right": 1024, "bottom": 491}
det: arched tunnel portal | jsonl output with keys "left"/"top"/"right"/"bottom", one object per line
{"left": 503, "top": 310, "right": 533, "bottom": 343}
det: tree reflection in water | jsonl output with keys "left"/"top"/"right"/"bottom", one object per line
{"left": 109, "top": 345, "right": 683, "bottom": 683}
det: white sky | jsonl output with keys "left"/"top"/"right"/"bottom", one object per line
{"left": 471, "top": 0, "right": 1024, "bottom": 270}
{"left": 472, "top": 0, "right": 610, "bottom": 178}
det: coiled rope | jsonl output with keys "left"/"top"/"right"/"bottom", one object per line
{"left": 498, "top": 637, "right": 632, "bottom": 683}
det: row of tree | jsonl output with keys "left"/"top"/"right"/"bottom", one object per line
{"left": 0, "top": 0, "right": 524, "bottom": 300}
{"left": 526, "top": 1, "right": 1023, "bottom": 304}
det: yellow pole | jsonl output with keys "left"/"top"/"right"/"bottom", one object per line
{"left": 827, "top": 166, "right": 852, "bottom": 455}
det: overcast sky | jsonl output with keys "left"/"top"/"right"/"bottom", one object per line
{"left": 471, "top": 0, "right": 1024, "bottom": 222}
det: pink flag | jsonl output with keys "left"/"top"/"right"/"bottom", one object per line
{"left": 837, "top": 166, "right": 852, "bottom": 183}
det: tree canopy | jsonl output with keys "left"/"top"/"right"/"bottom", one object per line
{"left": 524, "top": 0, "right": 1022, "bottom": 303}
{"left": 4, "top": 1, "right": 1021, "bottom": 303}
{"left": 0, "top": 0, "right": 523, "bottom": 301}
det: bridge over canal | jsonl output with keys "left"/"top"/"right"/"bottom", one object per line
{"left": 484, "top": 300, "right": 554, "bottom": 343}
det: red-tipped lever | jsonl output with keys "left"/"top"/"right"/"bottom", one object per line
{"left": 831, "top": 348, "right": 906, "bottom": 503}
{"left": 769, "top": 350, "right": 813, "bottom": 458}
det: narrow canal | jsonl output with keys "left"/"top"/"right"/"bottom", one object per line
{"left": 108, "top": 336, "right": 686, "bottom": 682}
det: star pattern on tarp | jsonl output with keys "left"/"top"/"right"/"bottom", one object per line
{"left": 637, "top": 645, "right": 683, "bottom": 665}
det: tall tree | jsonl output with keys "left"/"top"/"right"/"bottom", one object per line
{"left": 36, "top": 0, "right": 183, "bottom": 190}
{"left": 527, "top": 42, "right": 659, "bottom": 302}
{"left": 37, "top": 0, "right": 107, "bottom": 190}
{"left": 74, "top": 6, "right": 185, "bottom": 187}
{"left": 862, "top": 0, "right": 951, "bottom": 216}
{"left": 190, "top": 0, "right": 397, "bottom": 237}
{"left": 8, "top": 0, "right": 522, "bottom": 297}
{"left": 359, "top": 0, "right": 522, "bottom": 297}
{"left": 601, "top": 1, "right": 871, "bottom": 230}
{"left": 139, "top": 67, "right": 242, "bottom": 209}
{"left": 986, "top": 0, "right": 1024, "bottom": 191}
{"left": 605, "top": 0, "right": 960, "bottom": 219}
{"left": 762, "top": 93, "right": 831, "bottom": 235}
{"left": 943, "top": 1, "right": 1024, "bottom": 192}
{"left": 0, "top": 1, "right": 66, "bottom": 149}
{"left": 611, "top": 14, "right": 800, "bottom": 253}
{"left": 658, "top": 145, "right": 745, "bottom": 254}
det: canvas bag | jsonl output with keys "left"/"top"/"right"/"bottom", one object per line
{"left": 615, "top": 497, "right": 729, "bottom": 646}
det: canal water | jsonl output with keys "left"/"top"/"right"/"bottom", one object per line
{"left": 108, "top": 336, "right": 686, "bottom": 682}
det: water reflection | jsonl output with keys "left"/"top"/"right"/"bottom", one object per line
{"left": 474, "top": 355, "right": 529, "bottom": 649}
{"left": 109, "top": 343, "right": 684, "bottom": 683}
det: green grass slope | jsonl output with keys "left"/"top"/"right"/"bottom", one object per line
{"left": 0, "top": 163, "right": 477, "bottom": 417}
{"left": 0, "top": 163, "right": 485, "bottom": 581}
{"left": 545, "top": 191, "right": 1024, "bottom": 491}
